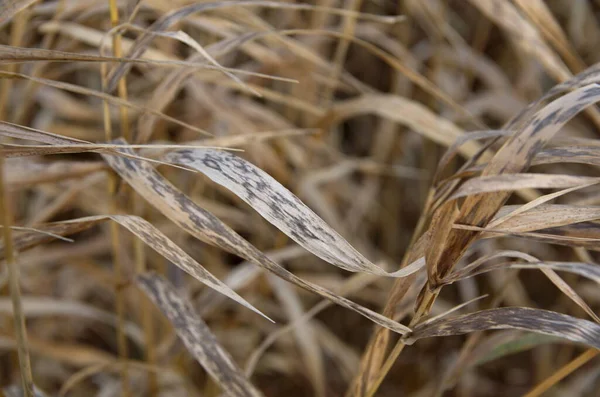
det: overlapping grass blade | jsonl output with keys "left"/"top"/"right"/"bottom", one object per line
{"left": 165, "top": 148, "right": 420, "bottom": 277}
{"left": 102, "top": 142, "right": 412, "bottom": 334}
{"left": 403, "top": 307, "right": 600, "bottom": 349}
{"left": 136, "top": 273, "right": 264, "bottom": 397}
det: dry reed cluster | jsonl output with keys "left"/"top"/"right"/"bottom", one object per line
{"left": 1, "top": 1, "right": 600, "bottom": 396}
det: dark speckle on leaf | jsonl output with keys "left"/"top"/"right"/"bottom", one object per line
{"left": 578, "top": 84, "right": 600, "bottom": 101}
{"left": 530, "top": 109, "right": 560, "bottom": 136}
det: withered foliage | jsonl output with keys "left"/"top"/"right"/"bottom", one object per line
{"left": 1, "top": 1, "right": 600, "bottom": 397}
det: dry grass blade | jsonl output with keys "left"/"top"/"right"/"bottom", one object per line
{"left": 5, "top": 159, "right": 105, "bottom": 188}
{"left": 102, "top": 143, "right": 411, "bottom": 334}
{"left": 534, "top": 145, "right": 600, "bottom": 167}
{"left": 0, "top": 226, "right": 73, "bottom": 243}
{"left": 403, "top": 308, "right": 600, "bottom": 349}
{"left": 0, "top": 44, "right": 205, "bottom": 67}
{"left": 425, "top": 201, "right": 460, "bottom": 292}
{"left": 487, "top": 184, "right": 600, "bottom": 230}
{"left": 490, "top": 204, "right": 600, "bottom": 233}
{"left": 0, "top": 120, "right": 88, "bottom": 145}
{"left": 442, "top": 250, "right": 539, "bottom": 283}
{"left": 105, "top": 1, "right": 402, "bottom": 92}
{"left": 321, "top": 94, "right": 482, "bottom": 158}
{"left": 0, "top": 72, "right": 212, "bottom": 136}
{"left": 136, "top": 273, "right": 264, "bottom": 397}
{"left": 434, "top": 130, "right": 509, "bottom": 183}
{"left": 194, "top": 129, "right": 317, "bottom": 149}
{"left": 0, "top": 122, "right": 226, "bottom": 174}
{"left": 448, "top": 260, "right": 600, "bottom": 287}
{"left": 165, "top": 149, "right": 420, "bottom": 277}
{"left": 0, "top": 297, "right": 143, "bottom": 345}
{"left": 449, "top": 174, "right": 599, "bottom": 200}
{"left": 492, "top": 83, "right": 600, "bottom": 177}
{"left": 0, "top": 143, "right": 238, "bottom": 158}
{"left": 132, "top": 28, "right": 257, "bottom": 96}
{"left": 513, "top": 0, "right": 586, "bottom": 73}
{"left": 0, "top": 218, "right": 100, "bottom": 261}
{"left": 428, "top": 83, "right": 600, "bottom": 287}
{"left": 467, "top": 0, "right": 570, "bottom": 82}
{"left": 0, "top": 154, "right": 33, "bottom": 397}
{"left": 61, "top": 215, "right": 267, "bottom": 321}
{"left": 0, "top": 335, "right": 115, "bottom": 367}
{"left": 460, "top": 144, "right": 600, "bottom": 173}
{"left": 538, "top": 268, "right": 600, "bottom": 323}
{"left": 523, "top": 349, "right": 599, "bottom": 397}
{"left": 7, "top": 1, "right": 600, "bottom": 395}
{"left": 442, "top": 251, "right": 600, "bottom": 323}
{"left": 266, "top": 274, "right": 325, "bottom": 397}
{"left": 6, "top": 213, "right": 267, "bottom": 319}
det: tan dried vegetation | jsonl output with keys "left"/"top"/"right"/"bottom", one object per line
{"left": 0, "top": 0, "right": 599, "bottom": 396}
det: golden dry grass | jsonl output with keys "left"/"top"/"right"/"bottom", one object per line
{"left": 1, "top": 1, "right": 600, "bottom": 396}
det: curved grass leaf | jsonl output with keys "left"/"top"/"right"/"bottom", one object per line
{"left": 489, "top": 204, "right": 600, "bottom": 233}
{"left": 450, "top": 174, "right": 599, "bottom": 200}
{"left": 0, "top": 71, "right": 211, "bottom": 136}
{"left": 427, "top": 83, "right": 600, "bottom": 285}
{"left": 76, "top": 215, "right": 268, "bottom": 321}
{"left": 27, "top": 215, "right": 268, "bottom": 321}
{"left": 136, "top": 273, "right": 264, "bottom": 397}
{"left": 165, "top": 149, "right": 420, "bottom": 277}
{"left": 404, "top": 307, "right": 600, "bottom": 349}
{"left": 449, "top": 260, "right": 600, "bottom": 286}
{"left": 467, "top": 0, "right": 570, "bottom": 83}
{"left": 102, "top": 142, "right": 412, "bottom": 335}
{"left": 322, "top": 94, "right": 482, "bottom": 158}
{"left": 105, "top": 1, "right": 402, "bottom": 92}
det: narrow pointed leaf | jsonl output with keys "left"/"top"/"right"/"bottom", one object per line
{"left": 165, "top": 149, "right": 418, "bottom": 277}
{"left": 137, "top": 273, "right": 264, "bottom": 397}
{"left": 102, "top": 141, "right": 412, "bottom": 335}
{"left": 404, "top": 308, "right": 600, "bottom": 349}
{"left": 55, "top": 215, "right": 268, "bottom": 321}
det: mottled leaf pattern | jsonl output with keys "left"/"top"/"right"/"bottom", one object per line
{"left": 404, "top": 307, "right": 600, "bottom": 349}
{"left": 136, "top": 273, "right": 264, "bottom": 397}
{"left": 57, "top": 215, "right": 267, "bottom": 320}
{"left": 102, "top": 141, "right": 412, "bottom": 335}
{"left": 165, "top": 149, "right": 420, "bottom": 277}
{"left": 427, "top": 83, "right": 600, "bottom": 286}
